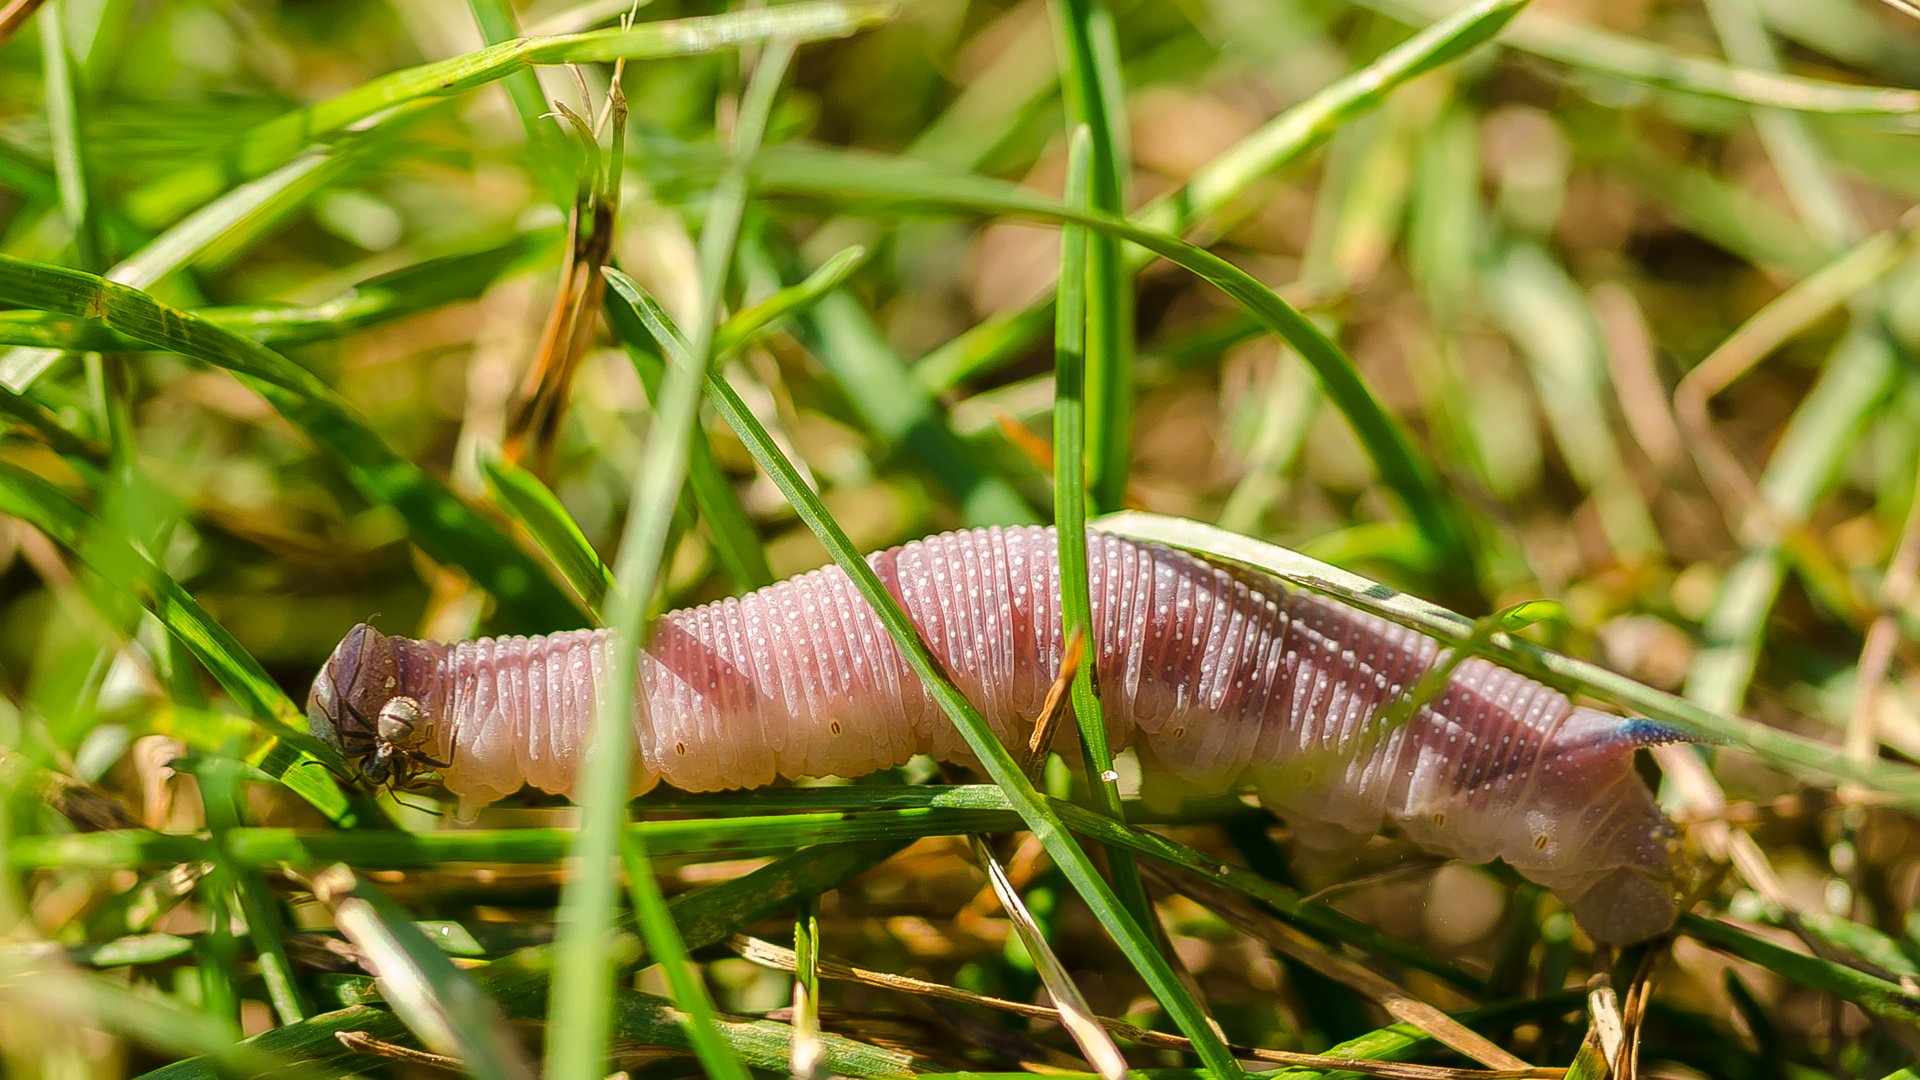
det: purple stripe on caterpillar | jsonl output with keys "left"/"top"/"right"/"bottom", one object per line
{"left": 308, "top": 525, "right": 1692, "bottom": 943}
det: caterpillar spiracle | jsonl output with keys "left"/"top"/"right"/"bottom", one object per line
{"left": 307, "top": 525, "right": 1691, "bottom": 943}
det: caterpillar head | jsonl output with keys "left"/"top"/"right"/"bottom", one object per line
{"left": 1498, "top": 710, "right": 1695, "bottom": 944}
{"left": 308, "top": 624, "right": 444, "bottom": 789}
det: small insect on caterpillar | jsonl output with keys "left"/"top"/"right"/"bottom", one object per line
{"left": 309, "top": 525, "right": 1691, "bottom": 943}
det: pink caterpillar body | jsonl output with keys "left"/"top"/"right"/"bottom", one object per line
{"left": 308, "top": 525, "right": 1689, "bottom": 943}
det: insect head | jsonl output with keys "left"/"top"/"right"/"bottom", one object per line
{"left": 307, "top": 623, "right": 448, "bottom": 790}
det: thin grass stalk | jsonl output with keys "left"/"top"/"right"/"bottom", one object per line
{"left": 791, "top": 896, "right": 823, "bottom": 1079}
{"left": 753, "top": 154, "right": 1479, "bottom": 584}
{"left": 0, "top": 460, "right": 358, "bottom": 825}
{"left": 136, "top": 842, "right": 910, "bottom": 1080}
{"left": 464, "top": 0, "right": 574, "bottom": 206}
{"left": 1049, "top": 0, "right": 1132, "bottom": 514}
{"left": 542, "top": 39, "right": 795, "bottom": 1080}
{"left": 1355, "top": 0, "right": 1920, "bottom": 114}
{"left": 1054, "top": 124, "right": 1151, "bottom": 935}
{"left": 671, "top": 329, "right": 1246, "bottom": 1079}
{"left": 618, "top": 830, "right": 751, "bottom": 1080}
{"left": 39, "top": 0, "right": 99, "bottom": 272}
{"left": 914, "top": 0, "right": 1526, "bottom": 395}
{"left": 198, "top": 754, "right": 308, "bottom": 1026}
{"left": 125, "top": 2, "right": 892, "bottom": 226}
{"left": 1093, "top": 511, "right": 1920, "bottom": 802}
{"left": 970, "top": 835, "right": 1129, "bottom": 1080}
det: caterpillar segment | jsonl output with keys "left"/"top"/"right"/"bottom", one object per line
{"left": 308, "top": 525, "right": 1692, "bottom": 943}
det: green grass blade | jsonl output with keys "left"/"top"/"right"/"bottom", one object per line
{"left": 0, "top": 956, "right": 302, "bottom": 1080}
{"left": 746, "top": 240, "right": 1042, "bottom": 528}
{"left": 126, "top": 3, "right": 894, "bottom": 227}
{"left": 134, "top": 841, "right": 910, "bottom": 1080}
{"left": 605, "top": 304, "right": 772, "bottom": 592}
{"left": 755, "top": 151, "right": 1480, "bottom": 587}
{"left": 711, "top": 242, "right": 866, "bottom": 356}
{"left": 198, "top": 755, "right": 309, "bottom": 1026}
{"left": 1053, "top": 125, "right": 1152, "bottom": 935}
{"left": 619, "top": 830, "right": 752, "bottom": 1080}
{"left": 1359, "top": 0, "right": 1920, "bottom": 114}
{"left": 0, "top": 111, "right": 438, "bottom": 391}
{"left": 1484, "top": 242, "right": 1661, "bottom": 557}
{"left": 0, "top": 253, "right": 588, "bottom": 630}
{"left": 464, "top": 0, "right": 576, "bottom": 206}
{"left": 0, "top": 460, "right": 358, "bottom": 825}
{"left": 1044, "top": 797, "right": 1484, "bottom": 994}
{"left": 1680, "top": 914, "right": 1920, "bottom": 1027}
{"left": 914, "top": 0, "right": 1526, "bottom": 394}
{"left": 319, "top": 868, "right": 536, "bottom": 1080}
{"left": 10, "top": 790, "right": 1266, "bottom": 872}
{"left": 0, "top": 228, "right": 563, "bottom": 354}
{"left": 1613, "top": 147, "right": 1827, "bottom": 276}
{"left": 545, "top": 39, "right": 796, "bottom": 1080}
{"left": 1685, "top": 324, "right": 1899, "bottom": 714}
{"left": 623, "top": 282, "right": 1246, "bottom": 1077}
{"left": 1094, "top": 510, "right": 1920, "bottom": 805}
{"left": 1049, "top": 0, "right": 1133, "bottom": 514}
{"left": 0, "top": 382, "right": 104, "bottom": 460}
{"left": 480, "top": 452, "right": 614, "bottom": 619}
{"left": 39, "top": 0, "right": 102, "bottom": 272}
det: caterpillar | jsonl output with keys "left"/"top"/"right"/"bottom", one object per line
{"left": 308, "top": 525, "right": 1690, "bottom": 943}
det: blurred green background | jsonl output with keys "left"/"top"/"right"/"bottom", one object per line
{"left": 6, "top": 0, "right": 1920, "bottom": 1075}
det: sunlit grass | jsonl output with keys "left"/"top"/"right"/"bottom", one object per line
{"left": 4, "top": 0, "right": 1920, "bottom": 1077}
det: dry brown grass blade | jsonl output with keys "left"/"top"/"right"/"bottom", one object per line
{"left": 1143, "top": 863, "right": 1532, "bottom": 1072}
{"left": 1026, "top": 627, "right": 1086, "bottom": 779}
{"left": 335, "top": 1030, "right": 464, "bottom": 1070}
{"left": 967, "top": 834, "right": 1129, "bottom": 1080}
{"left": 0, "top": 746, "right": 139, "bottom": 831}
{"left": 0, "top": 0, "right": 46, "bottom": 47}
{"left": 1615, "top": 947, "right": 1664, "bottom": 1080}
{"left": 1671, "top": 212, "right": 1917, "bottom": 533}
{"left": 730, "top": 936, "right": 1565, "bottom": 1080}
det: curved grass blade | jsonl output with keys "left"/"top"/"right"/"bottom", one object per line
{"left": 0, "top": 253, "right": 588, "bottom": 631}
{"left": 2, "top": 105, "right": 440, "bottom": 391}
{"left": 0, "top": 460, "right": 356, "bottom": 825}
{"left": 1093, "top": 510, "right": 1920, "bottom": 805}
{"left": 545, "top": 39, "right": 796, "bottom": 1080}
{"left": 711, "top": 242, "right": 866, "bottom": 356}
{"left": 613, "top": 280, "right": 1246, "bottom": 1078}
{"left": 128, "top": 2, "right": 895, "bottom": 226}
{"left": 480, "top": 452, "right": 614, "bottom": 620}
{"left": 754, "top": 151, "right": 1479, "bottom": 586}
{"left": 1049, "top": 0, "right": 1133, "bottom": 515}
{"left": 199, "top": 754, "right": 309, "bottom": 1025}
{"left": 1359, "top": 0, "right": 1920, "bottom": 114}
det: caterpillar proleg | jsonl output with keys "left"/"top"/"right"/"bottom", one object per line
{"left": 308, "top": 525, "right": 1690, "bottom": 943}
